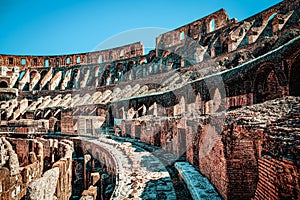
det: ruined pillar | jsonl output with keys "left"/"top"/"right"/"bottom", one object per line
{"left": 84, "top": 154, "right": 91, "bottom": 189}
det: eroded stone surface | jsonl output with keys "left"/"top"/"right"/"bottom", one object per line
{"left": 26, "top": 167, "right": 59, "bottom": 200}
{"left": 0, "top": 0, "right": 299, "bottom": 199}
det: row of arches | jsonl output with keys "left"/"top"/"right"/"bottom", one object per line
{"left": 253, "top": 55, "right": 300, "bottom": 103}
{"left": 111, "top": 53, "right": 300, "bottom": 121}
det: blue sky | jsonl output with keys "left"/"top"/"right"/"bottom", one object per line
{"left": 0, "top": 0, "right": 282, "bottom": 55}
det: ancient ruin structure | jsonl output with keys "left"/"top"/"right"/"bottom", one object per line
{"left": 0, "top": 0, "right": 299, "bottom": 199}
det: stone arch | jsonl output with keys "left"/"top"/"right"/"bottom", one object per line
{"left": 94, "top": 66, "right": 101, "bottom": 77}
{"left": 209, "top": 19, "right": 216, "bottom": 32}
{"left": 265, "top": 12, "right": 278, "bottom": 24}
{"left": 29, "top": 70, "right": 40, "bottom": 90}
{"left": 120, "top": 49, "right": 125, "bottom": 57}
{"left": 76, "top": 56, "right": 81, "bottom": 64}
{"left": 180, "top": 31, "right": 185, "bottom": 40}
{"left": 254, "top": 63, "right": 283, "bottom": 103}
{"left": 115, "top": 62, "right": 123, "bottom": 81}
{"left": 289, "top": 55, "right": 300, "bottom": 96}
{"left": 70, "top": 68, "right": 79, "bottom": 89}
{"left": 39, "top": 69, "right": 48, "bottom": 82}
{"left": 99, "top": 65, "right": 111, "bottom": 86}
{"left": 29, "top": 70, "right": 38, "bottom": 81}
{"left": 206, "top": 15, "right": 217, "bottom": 33}
{"left": 66, "top": 57, "right": 71, "bottom": 65}
{"left": 125, "top": 60, "right": 134, "bottom": 79}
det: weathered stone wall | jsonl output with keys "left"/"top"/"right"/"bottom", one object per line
{"left": 0, "top": 137, "right": 73, "bottom": 200}
{"left": 0, "top": 0, "right": 299, "bottom": 199}
{"left": 71, "top": 138, "right": 117, "bottom": 199}
{"left": 25, "top": 167, "right": 60, "bottom": 200}
{"left": 0, "top": 42, "right": 143, "bottom": 68}
{"left": 0, "top": 137, "right": 23, "bottom": 200}
{"left": 51, "top": 140, "right": 73, "bottom": 200}
{"left": 116, "top": 97, "right": 300, "bottom": 199}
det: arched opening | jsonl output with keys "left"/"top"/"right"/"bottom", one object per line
{"left": 127, "top": 60, "right": 134, "bottom": 70}
{"left": 29, "top": 71, "right": 37, "bottom": 82}
{"left": 116, "top": 63, "right": 123, "bottom": 81}
{"left": 0, "top": 81, "right": 8, "bottom": 88}
{"left": 66, "top": 57, "right": 71, "bottom": 65}
{"left": 29, "top": 70, "right": 39, "bottom": 90}
{"left": 99, "top": 55, "right": 103, "bottom": 63}
{"left": 44, "top": 59, "right": 49, "bottom": 67}
{"left": 76, "top": 57, "right": 81, "bottom": 64}
{"left": 70, "top": 68, "right": 79, "bottom": 89}
{"left": 120, "top": 50, "right": 125, "bottom": 57}
{"left": 94, "top": 66, "right": 101, "bottom": 77}
{"left": 40, "top": 70, "right": 48, "bottom": 79}
{"left": 180, "top": 31, "right": 185, "bottom": 40}
{"left": 209, "top": 19, "right": 216, "bottom": 32}
{"left": 267, "top": 13, "right": 277, "bottom": 22}
{"left": 290, "top": 56, "right": 300, "bottom": 96}
{"left": 109, "top": 51, "right": 113, "bottom": 60}
{"left": 21, "top": 58, "right": 26, "bottom": 65}
{"left": 254, "top": 65, "right": 283, "bottom": 103}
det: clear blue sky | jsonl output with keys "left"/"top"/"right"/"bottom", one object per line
{"left": 0, "top": 0, "right": 282, "bottom": 55}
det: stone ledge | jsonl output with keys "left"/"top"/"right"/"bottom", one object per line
{"left": 175, "top": 162, "right": 222, "bottom": 200}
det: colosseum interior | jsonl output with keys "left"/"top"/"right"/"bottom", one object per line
{"left": 0, "top": 0, "right": 300, "bottom": 199}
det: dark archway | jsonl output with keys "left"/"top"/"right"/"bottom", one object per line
{"left": 0, "top": 81, "right": 8, "bottom": 88}
{"left": 254, "top": 64, "right": 283, "bottom": 104}
{"left": 290, "top": 56, "right": 300, "bottom": 96}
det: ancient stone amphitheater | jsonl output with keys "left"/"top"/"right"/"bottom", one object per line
{"left": 0, "top": 0, "right": 299, "bottom": 199}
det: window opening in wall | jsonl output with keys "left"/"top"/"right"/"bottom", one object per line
{"left": 44, "top": 59, "right": 49, "bottom": 67}
{"left": 33, "top": 58, "right": 37, "bottom": 65}
{"left": 131, "top": 48, "right": 135, "bottom": 55}
{"left": 21, "top": 58, "right": 26, "bottom": 65}
{"left": 0, "top": 81, "right": 8, "bottom": 88}
{"left": 8, "top": 58, "right": 13, "bottom": 65}
{"left": 268, "top": 13, "right": 277, "bottom": 22}
{"left": 180, "top": 31, "right": 185, "bottom": 40}
{"left": 210, "top": 19, "right": 215, "bottom": 32}
{"left": 120, "top": 50, "right": 125, "bottom": 57}
{"left": 55, "top": 58, "right": 59, "bottom": 66}
{"left": 66, "top": 58, "right": 70, "bottom": 65}
{"left": 77, "top": 57, "right": 81, "bottom": 64}
{"left": 99, "top": 55, "right": 103, "bottom": 63}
